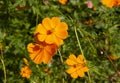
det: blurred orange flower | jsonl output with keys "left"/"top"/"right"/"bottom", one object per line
{"left": 86, "top": 20, "right": 93, "bottom": 24}
{"left": 27, "top": 42, "right": 58, "bottom": 64}
{"left": 44, "top": 68, "right": 51, "bottom": 74}
{"left": 65, "top": 54, "right": 89, "bottom": 78}
{"left": 115, "top": 0, "right": 120, "bottom": 6}
{"left": 101, "top": 0, "right": 120, "bottom": 8}
{"left": 20, "top": 66, "right": 32, "bottom": 79}
{"left": 59, "top": 0, "right": 67, "bottom": 5}
{"left": 101, "top": 0, "right": 115, "bottom": 8}
{"left": 34, "top": 17, "right": 68, "bottom": 46}
{"left": 93, "top": 6, "right": 97, "bottom": 11}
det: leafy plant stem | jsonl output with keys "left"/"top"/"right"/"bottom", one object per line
{"left": 58, "top": 49, "right": 63, "bottom": 64}
{"left": 74, "top": 26, "right": 91, "bottom": 83}
{"left": 0, "top": 48, "right": 6, "bottom": 83}
{"left": 58, "top": 49, "right": 65, "bottom": 83}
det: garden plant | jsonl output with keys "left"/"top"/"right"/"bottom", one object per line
{"left": 0, "top": 0, "right": 120, "bottom": 83}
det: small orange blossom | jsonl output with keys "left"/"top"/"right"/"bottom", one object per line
{"left": 20, "top": 66, "right": 32, "bottom": 79}
{"left": 34, "top": 17, "right": 68, "bottom": 46}
{"left": 44, "top": 68, "right": 51, "bottom": 74}
{"left": 101, "top": 0, "right": 120, "bottom": 8}
{"left": 59, "top": 0, "right": 67, "bottom": 5}
{"left": 65, "top": 54, "right": 89, "bottom": 78}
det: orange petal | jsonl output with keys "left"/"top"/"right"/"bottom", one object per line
{"left": 53, "top": 35, "right": 63, "bottom": 46}
{"left": 27, "top": 43, "right": 44, "bottom": 64}
{"left": 37, "top": 34, "right": 47, "bottom": 42}
{"left": 33, "top": 49, "right": 43, "bottom": 64}
{"left": 66, "top": 54, "right": 78, "bottom": 65}
{"left": 42, "top": 18, "right": 52, "bottom": 30}
{"left": 55, "top": 22, "right": 68, "bottom": 32}
{"left": 71, "top": 72, "right": 78, "bottom": 78}
{"left": 82, "top": 67, "right": 89, "bottom": 72}
{"left": 77, "top": 69, "right": 85, "bottom": 77}
{"left": 27, "top": 43, "right": 35, "bottom": 53}
{"left": 66, "top": 59, "right": 77, "bottom": 66}
{"left": 29, "top": 53, "right": 37, "bottom": 60}
{"left": 42, "top": 49, "right": 52, "bottom": 64}
{"left": 51, "top": 17, "right": 60, "bottom": 28}
{"left": 66, "top": 67, "right": 76, "bottom": 74}
{"left": 45, "top": 44, "right": 58, "bottom": 55}
{"left": 34, "top": 24, "right": 47, "bottom": 34}
{"left": 45, "top": 34, "right": 55, "bottom": 44}
{"left": 77, "top": 55, "right": 85, "bottom": 64}
{"left": 55, "top": 31, "right": 68, "bottom": 39}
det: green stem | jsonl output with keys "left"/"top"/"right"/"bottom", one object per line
{"left": 0, "top": 49, "right": 6, "bottom": 83}
{"left": 74, "top": 26, "right": 84, "bottom": 55}
{"left": 58, "top": 49, "right": 63, "bottom": 63}
{"left": 36, "top": 13, "right": 39, "bottom": 26}
{"left": 74, "top": 26, "right": 91, "bottom": 83}
{"left": 58, "top": 49, "right": 65, "bottom": 83}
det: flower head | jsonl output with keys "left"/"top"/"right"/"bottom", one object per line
{"left": 59, "top": 0, "right": 67, "bottom": 5}
{"left": 114, "top": 0, "right": 120, "bottom": 6}
{"left": 27, "top": 42, "right": 58, "bottom": 64}
{"left": 85, "top": 1, "right": 93, "bottom": 8}
{"left": 20, "top": 66, "right": 32, "bottom": 79}
{"left": 101, "top": 0, "right": 120, "bottom": 8}
{"left": 44, "top": 68, "right": 51, "bottom": 74}
{"left": 34, "top": 17, "right": 68, "bottom": 46}
{"left": 65, "top": 54, "right": 89, "bottom": 78}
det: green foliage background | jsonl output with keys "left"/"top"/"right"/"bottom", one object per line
{"left": 0, "top": 0, "right": 120, "bottom": 83}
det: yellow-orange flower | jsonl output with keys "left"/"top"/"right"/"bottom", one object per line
{"left": 115, "top": 0, "right": 120, "bottom": 6}
{"left": 65, "top": 54, "right": 89, "bottom": 78}
{"left": 27, "top": 42, "right": 58, "bottom": 64}
{"left": 59, "top": 0, "right": 67, "bottom": 5}
{"left": 34, "top": 17, "right": 68, "bottom": 46}
{"left": 101, "top": 0, "right": 120, "bottom": 8}
{"left": 101, "top": 0, "right": 115, "bottom": 8}
{"left": 20, "top": 66, "right": 32, "bottom": 79}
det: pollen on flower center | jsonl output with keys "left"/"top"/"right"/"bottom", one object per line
{"left": 47, "top": 30, "right": 52, "bottom": 35}
{"left": 73, "top": 64, "right": 77, "bottom": 68}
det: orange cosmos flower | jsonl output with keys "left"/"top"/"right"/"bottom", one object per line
{"left": 20, "top": 66, "right": 32, "bottom": 79}
{"left": 101, "top": 0, "right": 118, "bottom": 8}
{"left": 65, "top": 54, "right": 89, "bottom": 78}
{"left": 34, "top": 17, "right": 68, "bottom": 46}
{"left": 27, "top": 42, "right": 58, "bottom": 64}
{"left": 59, "top": 0, "right": 67, "bottom": 5}
{"left": 114, "top": 0, "right": 120, "bottom": 6}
